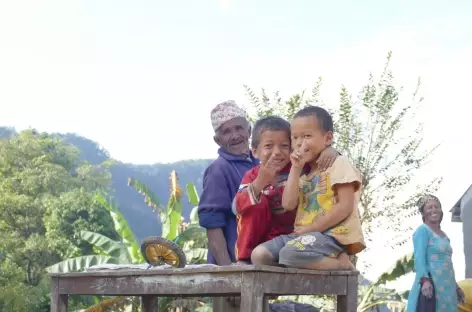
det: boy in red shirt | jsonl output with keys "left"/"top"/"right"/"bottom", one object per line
{"left": 232, "top": 116, "right": 338, "bottom": 264}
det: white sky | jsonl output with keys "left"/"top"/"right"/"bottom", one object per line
{"left": 1, "top": 0, "right": 471, "bottom": 287}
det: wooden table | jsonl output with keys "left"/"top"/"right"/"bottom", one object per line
{"left": 50, "top": 264, "right": 358, "bottom": 312}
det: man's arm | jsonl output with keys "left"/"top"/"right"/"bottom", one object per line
{"left": 206, "top": 228, "right": 232, "bottom": 265}
{"left": 198, "top": 165, "right": 233, "bottom": 265}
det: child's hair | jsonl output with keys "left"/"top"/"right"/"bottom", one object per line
{"left": 293, "top": 106, "right": 333, "bottom": 133}
{"left": 251, "top": 116, "right": 291, "bottom": 148}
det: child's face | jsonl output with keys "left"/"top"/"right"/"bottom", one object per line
{"left": 290, "top": 115, "right": 333, "bottom": 165}
{"left": 252, "top": 130, "right": 291, "bottom": 172}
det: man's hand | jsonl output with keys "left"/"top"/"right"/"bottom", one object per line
{"left": 252, "top": 154, "right": 279, "bottom": 194}
{"left": 317, "top": 146, "right": 338, "bottom": 171}
{"left": 294, "top": 225, "right": 313, "bottom": 236}
{"left": 421, "top": 279, "right": 433, "bottom": 298}
{"left": 291, "top": 141, "right": 309, "bottom": 168}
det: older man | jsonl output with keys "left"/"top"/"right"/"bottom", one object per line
{"left": 198, "top": 100, "right": 258, "bottom": 265}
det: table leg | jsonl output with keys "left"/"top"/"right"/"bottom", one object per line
{"left": 141, "top": 295, "right": 158, "bottom": 312}
{"left": 240, "top": 273, "right": 266, "bottom": 312}
{"left": 337, "top": 275, "right": 358, "bottom": 312}
{"left": 51, "top": 277, "right": 68, "bottom": 312}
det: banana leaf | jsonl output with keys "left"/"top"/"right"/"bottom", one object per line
{"left": 128, "top": 177, "right": 164, "bottom": 213}
{"left": 94, "top": 193, "right": 143, "bottom": 263}
{"left": 161, "top": 171, "right": 183, "bottom": 240}
{"left": 186, "top": 183, "right": 200, "bottom": 205}
{"left": 162, "top": 191, "right": 182, "bottom": 240}
{"left": 174, "top": 225, "right": 207, "bottom": 249}
{"left": 373, "top": 252, "right": 414, "bottom": 285}
{"left": 184, "top": 248, "right": 208, "bottom": 264}
{"left": 79, "top": 230, "right": 128, "bottom": 261}
{"left": 174, "top": 226, "right": 206, "bottom": 243}
{"left": 46, "top": 255, "right": 118, "bottom": 273}
{"left": 359, "top": 252, "right": 414, "bottom": 309}
{"left": 189, "top": 206, "right": 199, "bottom": 224}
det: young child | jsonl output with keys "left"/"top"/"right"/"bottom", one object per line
{"left": 232, "top": 115, "right": 339, "bottom": 264}
{"left": 251, "top": 106, "right": 366, "bottom": 270}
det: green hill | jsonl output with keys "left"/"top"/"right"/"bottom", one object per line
{"left": 0, "top": 127, "right": 213, "bottom": 242}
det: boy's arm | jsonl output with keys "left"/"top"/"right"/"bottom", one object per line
{"left": 282, "top": 165, "right": 303, "bottom": 211}
{"left": 306, "top": 182, "right": 357, "bottom": 233}
{"left": 304, "top": 156, "right": 361, "bottom": 233}
{"left": 232, "top": 167, "right": 269, "bottom": 216}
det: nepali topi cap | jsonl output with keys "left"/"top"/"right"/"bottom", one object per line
{"left": 210, "top": 100, "right": 247, "bottom": 132}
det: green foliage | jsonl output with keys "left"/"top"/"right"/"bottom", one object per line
{"left": 46, "top": 194, "right": 144, "bottom": 273}
{"left": 358, "top": 253, "right": 413, "bottom": 311}
{"left": 48, "top": 174, "right": 208, "bottom": 311}
{"left": 46, "top": 195, "right": 144, "bottom": 311}
{"left": 129, "top": 174, "right": 208, "bottom": 263}
{"left": 0, "top": 129, "right": 114, "bottom": 311}
{"left": 94, "top": 194, "right": 143, "bottom": 263}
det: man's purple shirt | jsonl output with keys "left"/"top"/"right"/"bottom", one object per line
{"left": 197, "top": 147, "right": 259, "bottom": 264}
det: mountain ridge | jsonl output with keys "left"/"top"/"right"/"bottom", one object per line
{"left": 0, "top": 127, "right": 213, "bottom": 242}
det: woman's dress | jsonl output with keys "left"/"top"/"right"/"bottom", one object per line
{"left": 406, "top": 223, "right": 458, "bottom": 311}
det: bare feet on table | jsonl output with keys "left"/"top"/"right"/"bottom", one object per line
{"left": 338, "top": 252, "right": 356, "bottom": 270}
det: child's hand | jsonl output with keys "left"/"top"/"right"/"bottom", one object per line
{"left": 317, "top": 146, "right": 338, "bottom": 171}
{"left": 294, "top": 225, "right": 313, "bottom": 236}
{"left": 253, "top": 154, "right": 279, "bottom": 192}
{"left": 290, "top": 141, "right": 309, "bottom": 168}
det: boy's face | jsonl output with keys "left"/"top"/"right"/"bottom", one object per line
{"left": 252, "top": 130, "right": 291, "bottom": 172}
{"left": 290, "top": 115, "right": 333, "bottom": 165}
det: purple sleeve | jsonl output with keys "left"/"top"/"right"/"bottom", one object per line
{"left": 198, "top": 164, "right": 231, "bottom": 229}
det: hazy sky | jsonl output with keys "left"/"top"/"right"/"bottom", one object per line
{"left": 1, "top": 0, "right": 472, "bottom": 286}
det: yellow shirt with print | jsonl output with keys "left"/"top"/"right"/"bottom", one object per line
{"left": 295, "top": 155, "right": 366, "bottom": 255}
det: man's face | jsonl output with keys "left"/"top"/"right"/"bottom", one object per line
{"left": 214, "top": 117, "right": 251, "bottom": 155}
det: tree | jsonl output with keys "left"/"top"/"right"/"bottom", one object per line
{"left": 243, "top": 52, "right": 440, "bottom": 265}
{"left": 0, "top": 129, "right": 115, "bottom": 312}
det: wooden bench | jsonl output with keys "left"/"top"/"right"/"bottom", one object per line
{"left": 50, "top": 264, "right": 358, "bottom": 312}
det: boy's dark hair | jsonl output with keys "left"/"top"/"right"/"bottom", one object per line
{"left": 293, "top": 106, "right": 333, "bottom": 133}
{"left": 251, "top": 116, "right": 291, "bottom": 148}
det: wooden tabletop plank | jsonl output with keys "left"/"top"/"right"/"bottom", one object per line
{"left": 50, "top": 264, "right": 359, "bottom": 278}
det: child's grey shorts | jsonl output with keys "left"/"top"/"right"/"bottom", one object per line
{"left": 261, "top": 232, "right": 344, "bottom": 267}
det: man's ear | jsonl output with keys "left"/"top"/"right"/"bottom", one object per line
{"left": 213, "top": 134, "right": 219, "bottom": 146}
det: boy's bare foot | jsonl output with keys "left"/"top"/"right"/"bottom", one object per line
{"left": 338, "top": 252, "right": 355, "bottom": 270}
{"left": 235, "top": 260, "right": 250, "bottom": 265}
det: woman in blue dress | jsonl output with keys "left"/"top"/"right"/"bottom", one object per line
{"left": 407, "top": 194, "right": 465, "bottom": 311}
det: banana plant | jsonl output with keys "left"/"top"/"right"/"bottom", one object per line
{"left": 46, "top": 194, "right": 144, "bottom": 273}
{"left": 128, "top": 171, "right": 207, "bottom": 264}
{"left": 358, "top": 252, "right": 414, "bottom": 312}
{"left": 46, "top": 193, "right": 143, "bottom": 312}
{"left": 127, "top": 172, "right": 209, "bottom": 311}
{"left": 47, "top": 171, "right": 208, "bottom": 311}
